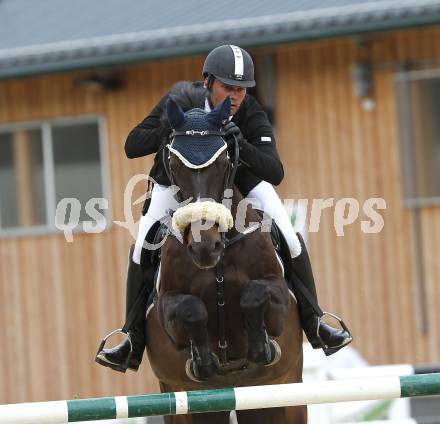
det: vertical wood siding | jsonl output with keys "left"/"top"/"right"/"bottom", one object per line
{"left": 1, "top": 26, "right": 440, "bottom": 404}
{"left": 275, "top": 26, "right": 440, "bottom": 366}
{"left": 0, "top": 56, "right": 204, "bottom": 403}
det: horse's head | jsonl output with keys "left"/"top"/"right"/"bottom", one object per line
{"left": 166, "top": 96, "right": 233, "bottom": 269}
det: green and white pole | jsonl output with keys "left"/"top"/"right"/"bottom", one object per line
{"left": 0, "top": 374, "right": 439, "bottom": 424}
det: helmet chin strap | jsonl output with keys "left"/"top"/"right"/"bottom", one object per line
{"left": 206, "top": 74, "right": 215, "bottom": 91}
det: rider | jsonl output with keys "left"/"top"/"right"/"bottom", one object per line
{"left": 96, "top": 44, "right": 352, "bottom": 373}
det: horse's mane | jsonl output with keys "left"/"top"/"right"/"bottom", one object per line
{"left": 160, "top": 81, "right": 208, "bottom": 127}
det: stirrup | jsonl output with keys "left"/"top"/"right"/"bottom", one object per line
{"left": 315, "top": 312, "right": 353, "bottom": 356}
{"left": 94, "top": 328, "right": 133, "bottom": 372}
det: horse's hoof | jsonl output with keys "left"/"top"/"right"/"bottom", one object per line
{"left": 248, "top": 339, "right": 282, "bottom": 366}
{"left": 185, "top": 357, "right": 217, "bottom": 382}
{"left": 264, "top": 339, "right": 282, "bottom": 367}
{"left": 185, "top": 359, "right": 203, "bottom": 383}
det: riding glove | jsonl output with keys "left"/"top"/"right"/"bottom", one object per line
{"left": 223, "top": 121, "right": 244, "bottom": 144}
{"left": 223, "top": 121, "right": 246, "bottom": 159}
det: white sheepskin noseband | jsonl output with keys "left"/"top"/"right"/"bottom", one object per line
{"left": 172, "top": 201, "right": 233, "bottom": 233}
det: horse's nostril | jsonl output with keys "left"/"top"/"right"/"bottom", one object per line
{"left": 214, "top": 241, "right": 223, "bottom": 252}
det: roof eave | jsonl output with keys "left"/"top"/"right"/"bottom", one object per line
{"left": 1, "top": 16, "right": 440, "bottom": 80}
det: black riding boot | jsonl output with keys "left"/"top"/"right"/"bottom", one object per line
{"left": 292, "top": 233, "right": 352, "bottom": 356}
{"left": 95, "top": 246, "right": 153, "bottom": 372}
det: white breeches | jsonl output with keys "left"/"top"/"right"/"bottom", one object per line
{"left": 133, "top": 181, "right": 301, "bottom": 264}
{"left": 246, "top": 181, "right": 302, "bottom": 258}
{"left": 133, "top": 184, "right": 180, "bottom": 264}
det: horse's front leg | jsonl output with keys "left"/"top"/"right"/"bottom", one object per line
{"left": 240, "top": 279, "right": 288, "bottom": 365}
{"left": 159, "top": 292, "right": 217, "bottom": 381}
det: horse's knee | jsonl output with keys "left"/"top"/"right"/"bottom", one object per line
{"left": 240, "top": 281, "right": 270, "bottom": 313}
{"left": 241, "top": 280, "right": 288, "bottom": 337}
{"left": 161, "top": 294, "right": 208, "bottom": 349}
{"left": 175, "top": 295, "right": 208, "bottom": 324}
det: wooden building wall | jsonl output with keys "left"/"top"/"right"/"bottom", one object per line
{"left": 0, "top": 25, "right": 439, "bottom": 404}
{"left": 275, "top": 26, "right": 440, "bottom": 366}
{"left": 0, "top": 57, "right": 204, "bottom": 404}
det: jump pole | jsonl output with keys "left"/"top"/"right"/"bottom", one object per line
{"left": 0, "top": 374, "right": 439, "bottom": 424}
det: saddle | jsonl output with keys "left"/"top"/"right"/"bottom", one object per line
{"left": 141, "top": 212, "right": 295, "bottom": 311}
{"left": 255, "top": 209, "right": 296, "bottom": 293}
{"left": 139, "top": 220, "right": 168, "bottom": 270}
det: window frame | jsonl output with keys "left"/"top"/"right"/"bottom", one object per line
{"left": 395, "top": 68, "right": 440, "bottom": 208}
{"left": 0, "top": 114, "right": 111, "bottom": 238}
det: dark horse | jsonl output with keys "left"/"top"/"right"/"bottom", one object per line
{"left": 144, "top": 96, "right": 307, "bottom": 424}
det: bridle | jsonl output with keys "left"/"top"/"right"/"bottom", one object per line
{"left": 162, "top": 128, "right": 240, "bottom": 204}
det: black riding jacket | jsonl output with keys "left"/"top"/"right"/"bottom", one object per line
{"left": 125, "top": 82, "right": 284, "bottom": 196}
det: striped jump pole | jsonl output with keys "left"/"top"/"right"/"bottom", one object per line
{"left": 0, "top": 373, "right": 439, "bottom": 424}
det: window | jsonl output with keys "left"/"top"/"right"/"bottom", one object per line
{"left": 395, "top": 70, "right": 440, "bottom": 207}
{"left": 249, "top": 52, "right": 276, "bottom": 125}
{"left": 0, "top": 117, "right": 108, "bottom": 236}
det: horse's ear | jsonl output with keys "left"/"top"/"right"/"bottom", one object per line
{"left": 166, "top": 96, "right": 185, "bottom": 129}
{"left": 207, "top": 97, "right": 231, "bottom": 126}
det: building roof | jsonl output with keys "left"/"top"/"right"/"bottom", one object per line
{"left": 1, "top": 0, "right": 440, "bottom": 79}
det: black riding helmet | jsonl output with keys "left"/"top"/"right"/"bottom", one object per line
{"left": 202, "top": 45, "right": 256, "bottom": 88}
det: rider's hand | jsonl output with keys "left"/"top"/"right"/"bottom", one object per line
{"left": 223, "top": 121, "right": 243, "bottom": 141}
{"left": 223, "top": 121, "right": 244, "bottom": 153}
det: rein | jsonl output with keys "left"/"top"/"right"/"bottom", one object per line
{"left": 225, "top": 133, "right": 240, "bottom": 193}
